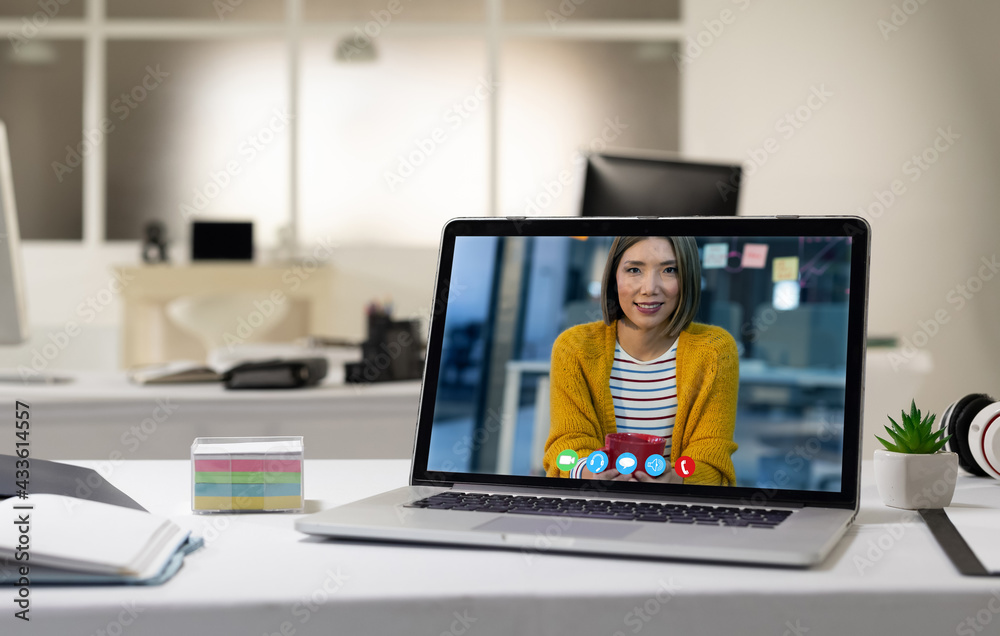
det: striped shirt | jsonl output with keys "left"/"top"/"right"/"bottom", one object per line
{"left": 569, "top": 340, "right": 678, "bottom": 478}
{"left": 610, "top": 340, "right": 677, "bottom": 445}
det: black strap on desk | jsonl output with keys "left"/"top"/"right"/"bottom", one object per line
{"left": 919, "top": 508, "right": 992, "bottom": 576}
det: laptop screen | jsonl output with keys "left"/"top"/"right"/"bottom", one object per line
{"left": 414, "top": 217, "right": 868, "bottom": 507}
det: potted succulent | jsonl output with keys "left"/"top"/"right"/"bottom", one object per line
{"left": 873, "top": 400, "right": 958, "bottom": 509}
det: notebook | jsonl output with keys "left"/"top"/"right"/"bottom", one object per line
{"left": 297, "top": 216, "right": 870, "bottom": 567}
{"left": 0, "top": 494, "right": 201, "bottom": 585}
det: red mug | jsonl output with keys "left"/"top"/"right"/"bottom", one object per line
{"left": 601, "top": 432, "right": 667, "bottom": 476}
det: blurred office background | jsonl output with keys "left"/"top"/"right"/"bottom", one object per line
{"left": 0, "top": 1, "right": 998, "bottom": 459}
{"left": 427, "top": 235, "right": 850, "bottom": 490}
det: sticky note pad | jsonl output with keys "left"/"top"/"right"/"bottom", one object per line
{"left": 741, "top": 243, "right": 769, "bottom": 269}
{"left": 772, "top": 256, "right": 800, "bottom": 282}
{"left": 703, "top": 243, "right": 728, "bottom": 269}
{"left": 191, "top": 436, "right": 304, "bottom": 513}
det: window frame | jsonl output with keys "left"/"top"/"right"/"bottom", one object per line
{"left": 0, "top": 0, "right": 683, "bottom": 247}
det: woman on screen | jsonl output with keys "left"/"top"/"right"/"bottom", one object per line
{"left": 543, "top": 236, "right": 739, "bottom": 485}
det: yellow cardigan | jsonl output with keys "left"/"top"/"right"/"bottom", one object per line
{"left": 543, "top": 321, "right": 739, "bottom": 485}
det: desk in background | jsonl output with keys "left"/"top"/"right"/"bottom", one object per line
{"left": 0, "top": 372, "right": 420, "bottom": 460}
{"left": 116, "top": 264, "right": 335, "bottom": 368}
{"left": 14, "top": 459, "right": 1000, "bottom": 636}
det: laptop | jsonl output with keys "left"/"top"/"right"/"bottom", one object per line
{"left": 297, "top": 216, "right": 870, "bottom": 567}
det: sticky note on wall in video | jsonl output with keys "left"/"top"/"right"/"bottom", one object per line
{"left": 741, "top": 244, "right": 769, "bottom": 269}
{"left": 703, "top": 243, "right": 728, "bottom": 269}
{"left": 772, "top": 256, "right": 799, "bottom": 282}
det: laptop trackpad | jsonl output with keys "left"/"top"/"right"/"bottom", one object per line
{"left": 473, "top": 516, "right": 639, "bottom": 540}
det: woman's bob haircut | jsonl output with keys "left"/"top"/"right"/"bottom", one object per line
{"left": 600, "top": 236, "right": 701, "bottom": 338}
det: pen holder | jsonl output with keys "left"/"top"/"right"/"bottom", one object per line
{"left": 191, "top": 436, "right": 304, "bottom": 513}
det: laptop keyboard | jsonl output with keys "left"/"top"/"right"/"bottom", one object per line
{"left": 406, "top": 492, "right": 793, "bottom": 528}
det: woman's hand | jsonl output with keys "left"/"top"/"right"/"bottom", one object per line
{"left": 579, "top": 458, "right": 683, "bottom": 483}
{"left": 580, "top": 464, "right": 632, "bottom": 481}
{"left": 631, "top": 467, "right": 684, "bottom": 484}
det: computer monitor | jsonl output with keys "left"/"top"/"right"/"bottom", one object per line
{"left": 580, "top": 151, "right": 741, "bottom": 217}
{"left": 0, "top": 120, "right": 29, "bottom": 345}
{"left": 191, "top": 220, "right": 254, "bottom": 261}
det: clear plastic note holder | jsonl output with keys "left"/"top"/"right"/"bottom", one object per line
{"left": 191, "top": 436, "right": 304, "bottom": 513}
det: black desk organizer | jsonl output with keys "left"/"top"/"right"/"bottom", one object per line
{"left": 345, "top": 315, "right": 424, "bottom": 383}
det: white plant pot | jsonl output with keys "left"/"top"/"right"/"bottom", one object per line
{"left": 873, "top": 449, "right": 959, "bottom": 509}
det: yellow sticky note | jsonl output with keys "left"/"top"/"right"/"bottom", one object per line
{"left": 772, "top": 256, "right": 799, "bottom": 282}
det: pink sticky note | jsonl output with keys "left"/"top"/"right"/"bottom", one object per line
{"left": 741, "top": 244, "right": 769, "bottom": 269}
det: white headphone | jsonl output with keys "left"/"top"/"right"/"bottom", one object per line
{"left": 939, "top": 394, "right": 1000, "bottom": 479}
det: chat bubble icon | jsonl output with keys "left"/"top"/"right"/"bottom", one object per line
{"left": 616, "top": 453, "right": 637, "bottom": 475}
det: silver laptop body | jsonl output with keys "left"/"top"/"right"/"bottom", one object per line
{"left": 297, "top": 216, "right": 869, "bottom": 567}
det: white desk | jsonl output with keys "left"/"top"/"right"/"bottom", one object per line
{"left": 0, "top": 373, "right": 421, "bottom": 460}
{"left": 10, "top": 459, "right": 1000, "bottom": 636}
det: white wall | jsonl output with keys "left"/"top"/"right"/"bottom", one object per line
{"left": 681, "top": 0, "right": 1000, "bottom": 422}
